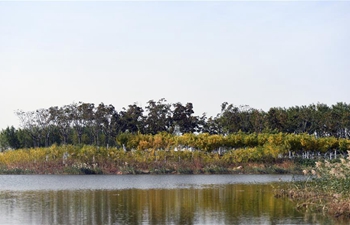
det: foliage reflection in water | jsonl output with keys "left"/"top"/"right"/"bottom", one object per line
{"left": 0, "top": 182, "right": 336, "bottom": 225}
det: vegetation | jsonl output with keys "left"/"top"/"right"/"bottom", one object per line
{"left": 0, "top": 132, "right": 349, "bottom": 175}
{"left": 1, "top": 100, "right": 350, "bottom": 150}
{"left": 275, "top": 152, "right": 350, "bottom": 220}
{"left": 0, "top": 144, "right": 292, "bottom": 175}
{"left": 1, "top": 100, "right": 349, "bottom": 219}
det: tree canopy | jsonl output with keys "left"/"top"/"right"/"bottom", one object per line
{"left": 1, "top": 100, "right": 349, "bottom": 150}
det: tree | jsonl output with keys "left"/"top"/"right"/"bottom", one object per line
{"left": 216, "top": 103, "right": 243, "bottom": 134}
{"left": 314, "top": 103, "right": 331, "bottom": 137}
{"left": 330, "top": 102, "right": 350, "bottom": 138}
{"left": 119, "top": 103, "right": 144, "bottom": 133}
{"left": 49, "top": 105, "right": 72, "bottom": 145}
{"left": 16, "top": 110, "right": 42, "bottom": 147}
{"left": 286, "top": 105, "right": 315, "bottom": 134}
{"left": 0, "top": 126, "right": 21, "bottom": 149}
{"left": 237, "top": 105, "right": 253, "bottom": 133}
{"left": 96, "top": 103, "right": 119, "bottom": 147}
{"left": 35, "top": 108, "right": 53, "bottom": 147}
{"left": 249, "top": 109, "right": 266, "bottom": 133}
{"left": 0, "top": 130, "right": 9, "bottom": 151}
{"left": 172, "top": 102, "right": 199, "bottom": 134}
{"left": 200, "top": 115, "right": 219, "bottom": 134}
{"left": 144, "top": 99, "right": 172, "bottom": 134}
{"left": 266, "top": 107, "right": 288, "bottom": 133}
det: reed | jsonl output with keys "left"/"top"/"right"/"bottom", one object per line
{"left": 277, "top": 151, "right": 350, "bottom": 219}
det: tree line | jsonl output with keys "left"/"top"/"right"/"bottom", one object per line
{"left": 0, "top": 99, "right": 349, "bottom": 150}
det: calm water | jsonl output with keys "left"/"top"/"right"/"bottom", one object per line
{"left": 0, "top": 175, "right": 336, "bottom": 225}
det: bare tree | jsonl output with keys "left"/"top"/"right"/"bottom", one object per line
{"left": 16, "top": 110, "right": 41, "bottom": 147}
{"left": 35, "top": 108, "right": 52, "bottom": 147}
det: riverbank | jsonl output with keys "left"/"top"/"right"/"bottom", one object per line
{"left": 0, "top": 144, "right": 307, "bottom": 175}
{"left": 2, "top": 144, "right": 349, "bottom": 221}
{"left": 0, "top": 161, "right": 302, "bottom": 175}
{"left": 275, "top": 154, "right": 350, "bottom": 221}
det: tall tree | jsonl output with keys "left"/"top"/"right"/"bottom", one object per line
{"left": 96, "top": 103, "right": 119, "bottom": 147}
{"left": 35, "top": 108, "right": 53, "bottom": 147}
{"left": 330, "top": 102, "right": 350, "bottom": 138}
{"left": 16, "top": 110, "right": 42, "bottom": 147}
{"left": 119, "top": 103, "right": 144, "bottom": 133}
{"left": 0, "top": 126, "right": 20, "bottom": 150}
{"left": 216, "top": 103, "right": 242, "bottom": 134}
{"left": 266, "top": 107, "right": 288, "bottom": 132}
{"left": 144, "top": 98, "right": 172, "bottom": 134}
{"left": 249, "top": 109, "right": 266, "bottom": 133}
{"left": 313, "top": 103, "right": 331, "bottom": 137}
{"left": 82, "top": 102, "right": 96, "bottom": 144}
{"left": 172, "top": 102, "right": 199, "bottom": 133}
{"left": 49, "top": 105, "right": 72, "bottom": 145}
{"left": 200, "top": 115, "right": 219, "bottom": 134}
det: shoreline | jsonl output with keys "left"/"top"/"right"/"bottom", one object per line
{"left": 0, "top": 161, "right": 303, "bottom": 175}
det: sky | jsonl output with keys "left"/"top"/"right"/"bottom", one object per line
{"left": 0, "top": 1, "right": 349, "bottom": 129}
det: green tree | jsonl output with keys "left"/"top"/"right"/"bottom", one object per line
{"left": 96, "top": 103, "right": 119, "bottom": 147}
{"left": 331, "top": 102, "right": 350, "bottom": 138}
{"left": 49, "top": 105, "right": 72, "bottom": 145}
{"left": 314, "top": 103, "right": 331, "bottom": 137}
{"left": 172, "top": 102, "right": 199, "bottom": 134}
{"left": 199, "top": 114, "right": 219, "bottom": 134}
{"left": 0, "top": 129, "right": 10, "bottom": 151}
{"left": 16, "top": 110, "right": 42, "bottom": 147}
{"left": 249, "top": 109, "right": 266, "bottom": 133}
{"left": 144, "top": 98, "right": 172, "bottom": 134}
{"left": 119, "top": 103, "right": 144, "bottom": 133}
{"left": 216, "top": 102, "right": 241, "bottom": 134}
{"left": 3, "top": 126, "right": 21, "bottom": 149}
{"left": 266, "top": 107, "right": 288, "bottom": 133}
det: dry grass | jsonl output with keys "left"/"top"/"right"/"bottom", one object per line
{"left": 277, "top": 152, "right": 350, "bottom": 219}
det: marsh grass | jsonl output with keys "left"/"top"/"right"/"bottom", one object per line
{"left": 277, "top": 151, "right": 350, "bottom": 219}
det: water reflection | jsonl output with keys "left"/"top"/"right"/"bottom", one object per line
{"left": 0, "top": 183, "right": 333, "bottom": 225}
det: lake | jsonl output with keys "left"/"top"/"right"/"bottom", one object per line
{"left": 0, "top": 175, "right": 336, "bottom": 224}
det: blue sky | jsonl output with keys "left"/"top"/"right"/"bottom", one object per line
{"left": 0, "top": 1, "right": 349, "bottom": 129}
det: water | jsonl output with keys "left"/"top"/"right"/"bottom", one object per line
{"left": 0, "top": 175, "right": 336, "bottom": 224}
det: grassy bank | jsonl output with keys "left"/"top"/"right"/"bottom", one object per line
{"left": 2, "top": 143, "right": 349, "bottom": 220}
{"left": 0, "top": 144, "right": 304, "bottom": 175}
{"left": 276, "top": 152, "right": 350, "bottom": 220}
